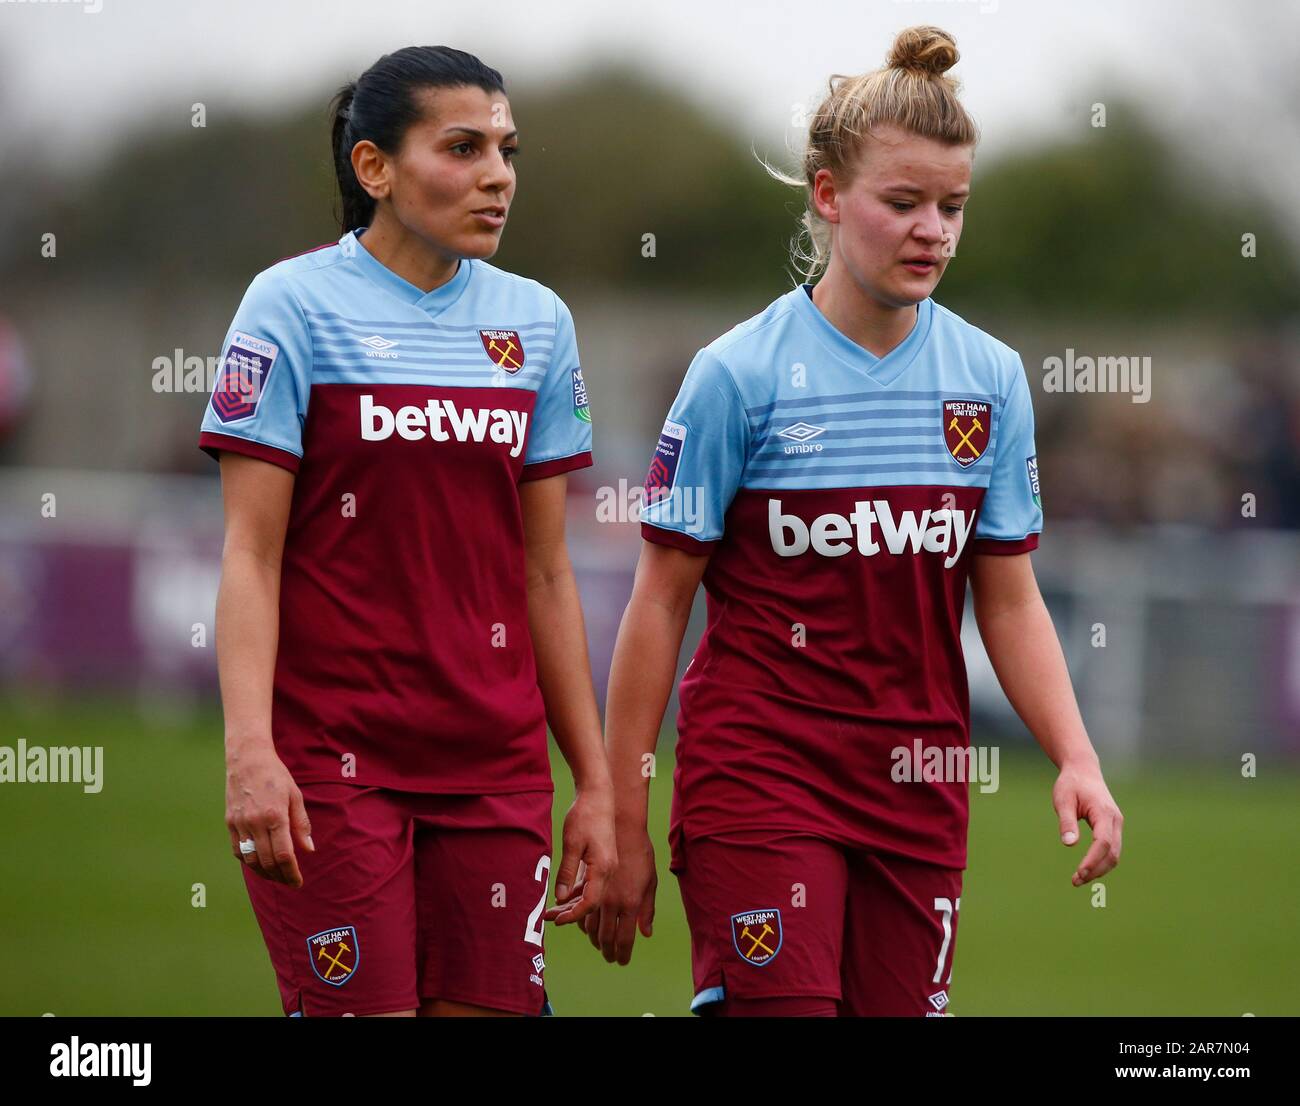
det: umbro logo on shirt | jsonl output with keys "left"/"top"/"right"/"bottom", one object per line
{"left": 359, "top": 394, "right": 529, "bottom": 457}
{"left": 777, "top": 421, "right": 827, "bottom": 455}
{"left": 777, "top": 421, "right": 826, "bottom": 443}
{"left": 358, "top": 335, "right": 399, "bottom": 359}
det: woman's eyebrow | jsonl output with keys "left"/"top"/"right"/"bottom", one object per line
{"left": 883, "top": 183, "right": 970, "bottom": 198}
{"left": 441, "top": 125, "right": 519, "bottom": 141}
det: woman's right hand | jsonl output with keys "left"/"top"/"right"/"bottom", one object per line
{"left": 583, "top": 824, "right": 657, "bottom": 965}
{"left": 584, "top": 540, "right": 705, "bottom": 965}
{"left": 225, "top": 738, "right": 314, "bottom": 887}
{"left": 215, "top": 454, "right": 306, "bottom": 886}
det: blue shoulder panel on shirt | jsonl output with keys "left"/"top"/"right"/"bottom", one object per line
{"left": 200, "top": 234, "right": 593, "bottom": 477}
{"left": 640, "top": 287, "right": 1043, "bottom": 545}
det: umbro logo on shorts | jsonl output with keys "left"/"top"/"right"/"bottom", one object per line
{"left": 926, "top": 990, "right": 952, "bottom": 1016}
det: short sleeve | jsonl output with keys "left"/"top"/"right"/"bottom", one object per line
{"left": 198, "top": 271, "right": 312, "bottom": 474}
{"left": 973, "top": 353, "right": 1043, "bottom": 554}
{"left": 640, "top": 347, "right": 749, "bottom": 554}
{"left": 520, "top": 294, "right": 593, "bottom": 481}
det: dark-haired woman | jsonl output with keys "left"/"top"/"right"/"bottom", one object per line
{"left": 199, "top": 46, "right": 614, "bottom": 1017}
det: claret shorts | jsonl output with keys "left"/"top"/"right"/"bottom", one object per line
{"left": 241, "top": 782, "right": 554, "bottom": 1016}
{"left": 673, "top": 829, "right": 963, "bottom": 1017}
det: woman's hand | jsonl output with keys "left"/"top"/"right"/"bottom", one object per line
{"left": 576, "top": 539, "right": 706, "bottom": 964}
{"left": 970, "top": 554, "right": 1125, "bottom": 889}
{"left": 225, "top": 737, "right": 314, "bottom": 887}
{"left": 1053, "top": 754, "right": 1123, "bottom": 886}
{"left": 215, "top": 454, "right": 305, "bottom": 885}
{"left": 583, "top": 824, "right": 657, "bottom": 965}
{"left": 543, "top": 784, "right": 616, "bottom": 927}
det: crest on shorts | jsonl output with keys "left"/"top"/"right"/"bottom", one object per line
{"left": 731, "top": 909, "right": 782, "bottom": 967}
{"left": 480, "top": 329, "right": 525, "bottom": 373}
{"left": 942, "top": 399, "right": 991, "bottom": 468}
{"left": 307, "top": 925, "right": 359, "bottom": 987}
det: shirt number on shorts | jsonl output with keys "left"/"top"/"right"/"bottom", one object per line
{"left": 932, "top": 896, "right": 961, "bottom": 984}
{"left": 524, "top": 854, "right": 551, "bottom": 947}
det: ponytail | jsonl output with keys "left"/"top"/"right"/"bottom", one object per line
{"left": 330, "top": 82, "right": 373, "bottom": 234}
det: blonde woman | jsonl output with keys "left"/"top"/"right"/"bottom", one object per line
{"left": 588, "top": 26, "right": 1123, "bottom": 1016}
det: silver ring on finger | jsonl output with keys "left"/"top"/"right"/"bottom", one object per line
{"left": 238, "top": 838, "right": 257, "bottom": 857}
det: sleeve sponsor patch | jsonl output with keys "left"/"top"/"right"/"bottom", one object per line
{"left": 645, "top": 418, "right": 686, "bottom": 503}
{"left": 572, "top": 366, "right": 591, "bottom": 423}
{"left": 211, "top": 331, "right": 279, "bottom": 424}
{"left": 1026, "top": 454, "right": 1041, "bottom": 507}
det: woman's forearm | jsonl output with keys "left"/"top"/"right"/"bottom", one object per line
{"left": 526, "top": 558, "right": 609, "bottom": 791}
{"left": 215, "top": 549, "right": 281, "bottom": 754}
{"left": 604, "top": 592, "right": 692, "bottom": 829}
{"left": 974, "top": 590, "right": 1098, "bottom": 770}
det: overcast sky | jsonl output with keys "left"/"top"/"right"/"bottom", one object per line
{"left": 2, "top": 0, "right": 1296, "bottom": 231}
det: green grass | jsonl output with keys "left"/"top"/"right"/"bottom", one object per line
{"left": 0, "top": 695, "right": 1294, "bottom": 1016}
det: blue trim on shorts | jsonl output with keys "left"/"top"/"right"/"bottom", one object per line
{"left": 690, "top": 985, "right": 725, "bottom": 1014}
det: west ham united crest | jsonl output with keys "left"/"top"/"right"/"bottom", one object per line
{"left": 942, "top": 399, "right": 991, "bottom": 468}
{"left": 307, "top": 926, "right": 359, "bottom": 987}
{"left": 731, "top": 909, "right": 782, "bottom": 966}
{"left": 480, "top": 329, "right": 525, "bottom": 373}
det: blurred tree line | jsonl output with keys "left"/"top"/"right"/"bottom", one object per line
{"left": 1, "top": 67, "right": 1296, "bottom": 321}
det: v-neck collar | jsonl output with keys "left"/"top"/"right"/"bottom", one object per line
{"left": 343, "top": 228, "right": 472, "bottom": 316}
{"left": 789, "top": 283, "right": 933, "bottom": 388}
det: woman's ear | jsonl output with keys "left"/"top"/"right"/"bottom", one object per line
{"left": 811, "top": 168, "right": 840, "bottom": 226}
{"left": 351, "top": 140, "right": 391, "bottom": 203}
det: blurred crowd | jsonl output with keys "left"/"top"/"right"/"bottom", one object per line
{"left": 1036, "top": 334, "right": 1300, "bottom": 530}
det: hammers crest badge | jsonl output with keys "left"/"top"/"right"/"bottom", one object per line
{"left": 731, "top": 909, "right": 783, "bottom": 967}
{"left": 307, "top": 926, "right": 359, "bottom": 987}
{"left": 942, "top": 399, "right": 991, "bottom": 468}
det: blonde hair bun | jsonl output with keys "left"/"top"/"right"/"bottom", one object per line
{"left": 886, "top": 25, "right": 960, "bottom": 78}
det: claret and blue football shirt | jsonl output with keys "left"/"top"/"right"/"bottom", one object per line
{"left": 641, "top": 284, "right": 1041, "bottom": 869}
{"left": 199, "top": 229, "right": 593, "bottom": 793}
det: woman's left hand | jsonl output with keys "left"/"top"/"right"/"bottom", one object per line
{"left": 542, "top": 784, "right": 617, "bottom": 926}
{"left": 1053, "top": 755, "right": 1124, "bottom": 887}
